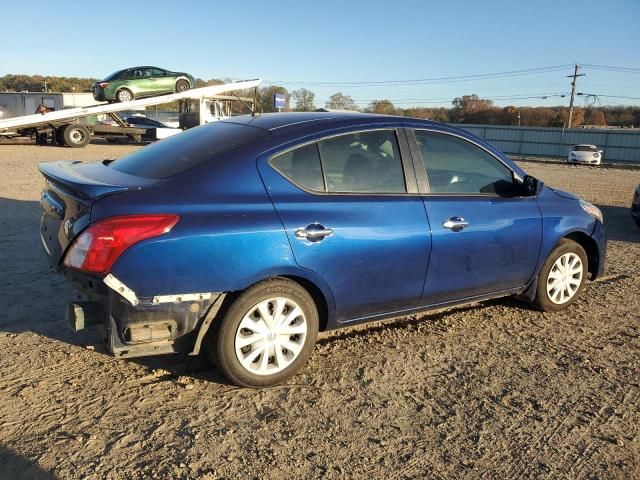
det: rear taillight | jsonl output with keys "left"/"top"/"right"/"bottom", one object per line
{"left": 63, "top": 214, "right": 179, "bottom": 274}
{"left": 98, "top": 82, "right": 109, "bottom": 88}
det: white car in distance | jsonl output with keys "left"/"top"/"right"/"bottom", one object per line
{"left": 568, "top": 144, "right": 603, "bottom": 165}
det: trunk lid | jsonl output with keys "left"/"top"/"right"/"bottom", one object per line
{"left": 38, "top": 160, "right": 156, "bottom": 268}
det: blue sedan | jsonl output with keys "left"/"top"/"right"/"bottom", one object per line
{"left": 38, "top": 112, "right": 606, "bottom": 387}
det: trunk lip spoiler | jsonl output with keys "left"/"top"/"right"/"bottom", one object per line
{"left": 38, "top": 160, "right": 156, "bottom": 200}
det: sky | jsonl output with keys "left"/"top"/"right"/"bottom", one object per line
{"left": 1, "top": 0, "right": 638, "bottom": 108}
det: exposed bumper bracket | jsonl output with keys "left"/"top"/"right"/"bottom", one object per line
{"left": 104, "top": 273, "right": 139, "bottom": 305}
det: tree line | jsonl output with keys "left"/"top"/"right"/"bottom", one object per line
{"left": 1, "top": 74, "right": 638, "bottom": 127}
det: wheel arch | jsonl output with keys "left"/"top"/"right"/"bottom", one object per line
{"left": 115, "top": 87, "right": 133, "bottom": 101}
{"left": 232, "top": 268, "right": 336, "bottom": 332}
{"left": 175, "top": 76, "right": 192, "bottom": 88}
{"left": 281, "top": 275, "right": 330, "bottom": 332}
{"left": 562, "top": 231, "right": 600, "bottom": 279}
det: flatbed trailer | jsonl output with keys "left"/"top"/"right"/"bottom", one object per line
{"left": 0, "top": 79, "right": 261, "bottom": 147}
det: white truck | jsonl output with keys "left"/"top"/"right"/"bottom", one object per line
{"left": 0, "top": 79, "right": 261, "bottom": 148}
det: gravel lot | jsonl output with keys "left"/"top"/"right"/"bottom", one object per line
{"left": 0, "top": 143, "right": 638, "bottom": 480}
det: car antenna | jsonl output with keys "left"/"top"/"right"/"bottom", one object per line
{"left": 231, "top": 86, "right": 260, "bottom": 116}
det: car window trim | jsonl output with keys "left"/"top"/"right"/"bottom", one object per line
{"left": 407, "top": 127, "right": 522, "bottom": 197}
{"left": 267, "top": 127, "right": 418, "bottom": 197}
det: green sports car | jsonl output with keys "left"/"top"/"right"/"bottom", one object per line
{"left": 92, "top": 66, "right": 195, "bottom": 103}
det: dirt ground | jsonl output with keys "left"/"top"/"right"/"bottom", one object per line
{"left": 0, "top": 142, "right": 638, "bottom": 480}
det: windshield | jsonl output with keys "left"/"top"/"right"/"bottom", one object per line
{"left": 109, "top": 121, "right": 267, "bottom": 179}
{"left": 574, "top": 145, "right": 597, "bottom": 152}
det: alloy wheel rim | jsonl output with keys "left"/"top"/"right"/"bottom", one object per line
{"left": 119, "top": 91, "right": 131, "bottom": 102}
{"left": 234, "top": 297, "right": 307, "bottom": 376}
{"left": 546, "top": 252, "right": 583, "bottom": 304}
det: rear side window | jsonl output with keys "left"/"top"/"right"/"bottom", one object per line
{"left": 319, "top": 130, "right": 405, "bottom": 193}
{"left": 110, "top": 122, "right": 267, "bottom": 179}
{"left": 270, "top": 143, "right": 325, "bottom": 191}
{"left": 414, "top": 130, "right": 513, "bottom": 194}
{"left": 269, "top": 130, "right": 406, "bottom": 194}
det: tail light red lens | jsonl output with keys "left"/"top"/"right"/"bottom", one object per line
{"left": 63, "top": 214, "right": 179, "bottom": 274}
{"left": 98, "top": 82, "right": 109, "bottom": 88}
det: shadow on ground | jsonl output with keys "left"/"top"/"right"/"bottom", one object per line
{"left": 597, "top": 204, "right": 640, "bottom": 243}
{"left": 0, "top": 445, "right": 56, "bottom": 480}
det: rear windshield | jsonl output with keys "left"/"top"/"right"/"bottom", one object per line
{"left": 104, "top": 69, "right": 125, "bottom": 81}
{"left": 109, "top": 122, "right": 267, "bottom": 179}
{"left": 574, "top": 145, "right": 597, "bottom": 152}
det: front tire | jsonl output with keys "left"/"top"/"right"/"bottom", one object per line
{"left": 207, "top": 278, "right": 319, "bottom": 387}
{"left": 175, "top": 79, "right": 190, "bottom": 93}
{"left": 534, "top": 239, "right": 588, "bottom": 312}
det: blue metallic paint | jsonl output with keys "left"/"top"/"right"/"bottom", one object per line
{"left": 420, "top": 195, "right": 542, "bottom": 304}
{"left": 533, "top": 186, "right": 605, "bottom": 279}
{"left": 41, "top": 113, "right": 607, "bottom": 337}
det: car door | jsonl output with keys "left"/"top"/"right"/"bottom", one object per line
{"left": 127, "top": 68, "right": 149, "bottom": 96}
{"left": 408, "top": 129, "right": 542, "bottom": 305}
{"left": 148, "top": 68, "right": 173, "bottom": 94}
{"left": 259, "top": 128, "right": 432, "bottom": 323}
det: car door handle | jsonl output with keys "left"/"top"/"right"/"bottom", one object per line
{"left": 295, "top": 225, "right": 333, "bottom": 241}
{"left": 442, "top": 216, "right": 469, "bottom": 231}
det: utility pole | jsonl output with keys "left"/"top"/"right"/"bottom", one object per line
{"left": 566, "top": 64, "right": 585, "bottom": 128}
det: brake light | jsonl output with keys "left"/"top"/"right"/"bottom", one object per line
{"left": 63, "top": 214, "right": 179, "bottom": 274}
{"left": 98, "top": 82, "right": 109, "bottom": 88}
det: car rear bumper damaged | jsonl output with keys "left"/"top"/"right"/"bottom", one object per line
{"left": 67, "top": 272, "right": 225, "bottom": 358}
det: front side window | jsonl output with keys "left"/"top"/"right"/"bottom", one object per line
{"left": 318, "top": 130, "right": 406, "bottom": 193}
{"left": 270, "top": 143, "right": 325, "bottom": 192}
{"left": 414, "top": 130, "right": 514, "bottom": 195}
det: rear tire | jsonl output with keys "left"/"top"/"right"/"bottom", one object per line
{"left": 534, "top": 239, "right": 588, "bottom": 312}
{"left": 206, "top": 278, "right": 319, "bottom": 387}
{"left": 175, "top": 79, "right": 190, "bottom": 93}
{"left": 62, "top": 124, "right": 91, "bottom": 148}
{"left": 116, "top": 88, "right": 133, "bottom": 102}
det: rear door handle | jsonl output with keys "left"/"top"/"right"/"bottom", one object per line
{"left": 295, "top": 224, "right": 333, "bottom": 241}
{"left": 442, "top": 216, "right": 469, "bottom": 232}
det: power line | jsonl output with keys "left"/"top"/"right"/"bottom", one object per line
{"left": 266, "top": 64, "right": 574, "bottom": 87}
{"left": 317, "top": 93, "right": 572, "bottom": 107}
{"left": 581, "top": 63, "right": 640, "bottom": 74}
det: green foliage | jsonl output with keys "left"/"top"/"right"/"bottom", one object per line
{"left": 0, "top": 74, "right": 97, "bottom": 93}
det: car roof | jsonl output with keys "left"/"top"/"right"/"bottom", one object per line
{"left": 574, "top": 144, "right": 597, "bottom": 148}
{"left": 221, "top": 111, "right": 436, "bottom": 132}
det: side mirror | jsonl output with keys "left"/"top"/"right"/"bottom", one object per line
{"left": 522, "top": 175, "right": 543, "bottom": 196}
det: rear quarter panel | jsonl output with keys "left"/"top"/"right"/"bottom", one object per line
{"left": 91, "top": 145, "right": 336, "bottom": 316}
